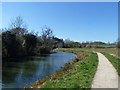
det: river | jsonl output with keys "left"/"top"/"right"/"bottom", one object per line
{"left": 2, "top": 51, "right": 77, "bottom": 88}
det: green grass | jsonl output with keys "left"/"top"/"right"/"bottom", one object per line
{"left": 56, "top": 48, "right": 118, "bottom": 58}
{"left": 40, "top": 49, "right": 98, "bottom": 88}
{"left": 101, "top": 52, "right": 120, "bottom": 76}
{"left": 91, "top": 48, "right": 118, "bottom": 57}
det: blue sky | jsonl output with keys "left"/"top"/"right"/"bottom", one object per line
{"left": 2, "top": 2, "right": 118, "bottom": 43}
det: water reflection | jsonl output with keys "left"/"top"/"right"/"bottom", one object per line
{"left": 2, "top": 51, "right": 76, "bottom": 88}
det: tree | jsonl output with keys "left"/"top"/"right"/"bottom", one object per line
{"left": 117, "top": 38, "right": 120, "bottom": 48}
{"left": 63, "top": 39, "right": 81, "bottom": 48}
{"left": 2, "top": 31, "right": 20, "bottom": 57}
{"left": 10, "top": 16, "right": 26, "bottom": 29}
{"left": 52, "top": 37, "right": 64, "bottom": 48}
{"left": 10, "top": 16, "right": 28, "bottom": 37}
{"left": 81, "top": 42, "right": 87, "bottom": 48}
{"left": 23, "top": 34, "right": 37, "bottom": 55}
{"left": 39, "top": 26, "right": 54, "bottom": 54}
{"left": 0, "top": 33, "right": 1, "bottom": 57}
{"left": 9, "top": 16, "right": 28, "bottom": 54}
{"left": 64, "top": 39, "right": 72, "bottom": 48}
{"left": 10, "top": 27, "right": 28, "bottom": 37}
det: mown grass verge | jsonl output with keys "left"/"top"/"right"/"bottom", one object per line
{"left": 101, "top": 52, "right": 120, "bottom": 76}
{"left": 30, "top": 48, "right": 98, "bottom": 88}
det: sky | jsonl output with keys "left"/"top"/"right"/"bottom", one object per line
{"left": 2, "top": 2, "right": 118, "bottom": 43}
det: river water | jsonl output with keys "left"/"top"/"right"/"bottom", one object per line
{"left": 2, "top": 51, "right": 76, "bottom": 88}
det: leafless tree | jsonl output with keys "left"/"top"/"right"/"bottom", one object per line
{"left": 9, "top": 16, "right": 28, "bottom": 37}
{"left": 10, "top": 16, "right": 25, "bottom": 28}
{"left": 40, "top": 26, "right": 54, "bottom": 53}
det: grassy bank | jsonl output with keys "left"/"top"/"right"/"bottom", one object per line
{"left": 32, "top": 48, "right": 98, "bottom": 88}
{"left": 101, "top": 52, "right": 120, "bottom": 76}
{"left": 91, "top": 48, "right": 118, "bottom": 57}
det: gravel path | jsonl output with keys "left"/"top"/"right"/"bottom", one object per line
{"left": 91, "top": 52, "right": 118, "bottom": 88}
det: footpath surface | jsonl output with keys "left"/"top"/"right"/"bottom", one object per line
{"left": 91, "top": 52, "right": 118, "bottom": 88}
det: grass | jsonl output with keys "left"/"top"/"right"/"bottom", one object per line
{"left": 57, "top": 48, "right": 118, "bottom": 58}
{"left": 101, "top": 52, "right": 120, "bottom": 76}
{"left": 91, "top": 48, "right": 118, "bottom": 57}
{"left": 38, "top": 49, "right": 98, "bottom": 88}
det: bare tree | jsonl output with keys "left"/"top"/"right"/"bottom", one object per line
{"left": 9, "top": 16, "right": 28, "bottom": 37}
{"left": 10, "top": 16, "right": 25, "bottom": 28}
{"left": 40, "top": 26, "right": 54, "bottom": 53}
{"left": 64, "top": 38, "right": 71, "bottom": 43}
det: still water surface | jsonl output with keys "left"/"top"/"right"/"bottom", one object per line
{"left": 2, "top": 51, "right": 76, "bottom": 88}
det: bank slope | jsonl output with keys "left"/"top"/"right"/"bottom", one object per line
{"left": 40, "top": 49, "right": 98, "bottom": 88}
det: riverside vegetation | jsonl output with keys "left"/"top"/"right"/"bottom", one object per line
{"left": 2, "top": 16, "right": 64, "bottom": 60}
{"left": 30, "top": 48, "right": 98, "bottom": 88}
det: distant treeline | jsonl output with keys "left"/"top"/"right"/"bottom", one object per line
{"left": 1, "top": 16, "right": 118, "bottom": 59}
{"left": 63, "top": 40, "right": 117, "bottom": 48}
